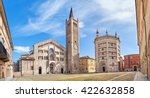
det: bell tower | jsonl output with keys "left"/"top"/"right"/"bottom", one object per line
{"left": 66, "top": 8, "right": 79, "bottom": 73}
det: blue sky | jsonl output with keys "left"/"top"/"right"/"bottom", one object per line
{"left": 3, "top": 0, "right": 139, "bottom": 62}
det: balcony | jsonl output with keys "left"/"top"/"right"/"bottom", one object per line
{"left": 0, "top": 42, "right": 9, "bottom": 62}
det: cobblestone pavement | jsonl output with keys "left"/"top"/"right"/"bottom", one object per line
{"left": 1, "top": 72, "right": 146, "bottom": 81}
{"left": 14, "top": 72, "right": 138, "bottom": 81}
{"left": 0, "top": 77, "right": 13, "bottom": 81}
{"left": 134, "top": 71, "right": 147, "bottom": 81}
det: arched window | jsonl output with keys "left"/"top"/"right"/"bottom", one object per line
{"left": 111, "top": 62, "right": 115, "bottom": 66}
{"left": 102, "top": 63, "right": 105, "bottom": 66}
{"left": 50, "top": 54, "right": 55, "bottom": 61}
{"left": 49, "top": 48, "right": 55, "bottom": 61}
{"left": 49, "top": 48, "right": 54, "bottom": 54}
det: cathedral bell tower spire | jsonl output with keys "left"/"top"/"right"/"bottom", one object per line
{"left": 66, "top": 7, "right": 79, "bottom": 73}
{"left": 69, "top": 7, "right": 74, "bottom": 19}
{"left": 96, "top": 29, "right": 99, "bottom": 37}
{"left": 115, "top": 32, "right": 118, "bottom": 38}
{"left": 106, "top": 30, "right": 108, "bottom": 36}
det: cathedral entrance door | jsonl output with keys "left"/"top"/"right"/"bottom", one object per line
{"left": 39, "top": 67, "right": 42, "bottom": 74}
{"left": 50, "top": 63, "right": 54, "bottom": 74}
{"left": 102, "top": 67, "right": 105, "bottom": 72}
{"left": 61, "top": 68, "right": 63, "bottom": 74}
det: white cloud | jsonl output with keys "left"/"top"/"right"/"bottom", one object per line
{"left": 16, "top": 0, "right": 68, "bottom": 37}
{"left": 36, "top": 0, "right": 67, "bottom": 22}
{"left": 79, "top": 21, "right": 85, "bottom": 28}
{"left": 73, "top": 0, "right": 135, "bottom": 24}
{"left": 95, "top": 0, "right": 135, "bottom": 23}
{"left": 14, "top": 46, "right": 30, "bottom": 53}
{"left": 80, "top": 32, "right": 87, "bottom": 38}
{"left": 100, "top": 11, "right": 133, "bottom": 23}
{"left": 14, "top": 0, "right": 135, "bottom": 39}
{"left": 71, "top": 0, "right": 136, "bottom": 38}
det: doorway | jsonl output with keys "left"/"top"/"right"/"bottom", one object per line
{"left": 134, "top": 66, "right": 137, "bottom": 71}
{"left": 50, "top": 63, "right": 54, "bottom": 74}
{"left": 61, "top": 68, "right": 64, "bottom": 74}
{"left": 102, "top": 67, "right": 105, "bottom": 72}
{"left": 39, "top": 67, "right": 42, "bottom": 74}
{"left": 2, "top": 72, "right": 4, "bottom": 78}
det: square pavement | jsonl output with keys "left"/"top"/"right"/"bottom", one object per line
{"left": 134, "top": 71, "right": 147, "bottom": 81}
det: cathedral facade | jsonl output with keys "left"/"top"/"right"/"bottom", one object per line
{"left": 19, "top": 39, "right": 66, "bottom": 75}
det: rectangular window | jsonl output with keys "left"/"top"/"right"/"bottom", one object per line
{"left": 60, "top": 58, "right": 64, "bottom": 61}
{"left": 112, "top": 57, "right": 114, "bottom": 59}
{"left": 44, "top": 56, "right": 48, "bottom": 60}
{"left": 111, "top": 43, "right": 113, "bottom": 46}
{"left": 102, "top": 57, "right": 104, "bottom": 60}
{"left": 126, "top": 61, "right": 128, "bottom": 65}
{"left": 38, "top": 50, "right": 43, "bottom": 53}
{"left": 31, "top": 66, "right": 34, "bottom": 70}
{"left": 60, "top": 52, "right": 64, "bottom": 55}
{"left": 44, "top": 50, "right": 48, "bottom": 53}
{"left": 55, "top": 51, "right": 59, "bottom": 55}
{"left": 134, "top": 61, "right": 136, "bottom": 64}
{"left": 38, "top": 56, "right": 43, "bottom": 60}
{"left": 57, "top": 57, "right": 59, "bottom": 61}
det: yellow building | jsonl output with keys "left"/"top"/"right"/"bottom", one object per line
{"left": 135, "top": 0, "right": 150, "bottom": 80}
{"left": 79, "top": 56, "right": 95, "bottom": 73}
{"left": 0, "top": 0, "right": 13, "bottom": 79}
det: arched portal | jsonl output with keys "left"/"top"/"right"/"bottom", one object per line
{"left": 102, "top": 67, "right": 105, "bottom": 72}
{"left": 39, "top": 67, "right": 42, "bottom": 74}
{"left": 102, "top": 63, "right": 106, "bottom": 72}
{"left": 134, "top": 66, "right": 137, "bottom": 71}
{"left": 50, "top": 63, "right": 55, "bottom": 74}
{"left": 61, "top": 68, "right": 64, "bottom": 74}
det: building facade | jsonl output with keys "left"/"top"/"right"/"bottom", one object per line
{"left": 0, "top": 0, "right": 13, "bottom": 79}
{"left": 135, "top": 0, "right": 150, "bottom": 80}
{"left": 19, "top": 40, "right": 66, "bottom": 76}
{"left": 66, "top": 8, "right": 79, "bottom": 73}
{"left": 94, "top": 30, "right": 120, "bottom": 72}
{"left": 19, "top": 54, "right": 35, "bottom": 75}
{"left": 79, "top": 56, "right": 95, "bottom": 73}
{"left": 124, "top": 54, "right": 140, "bottom": 71}
{"left": 118, "top": 57, "right": 124, "bottom": 71}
